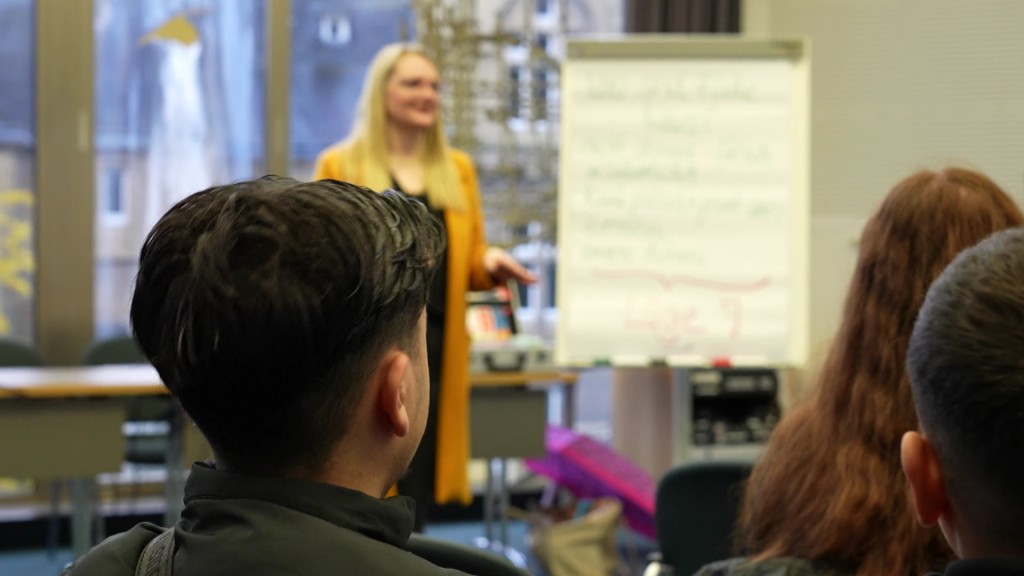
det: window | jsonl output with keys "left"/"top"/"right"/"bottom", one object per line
{"left": 508, "top": 66, "right": 524, "bottom": 119}
{"left": 289, "top": 0, "right": 415, "bottom": 179}
{"left": 318, "top": 13, "right": 352, "bottom": 46}
{"left": 93, "top": 0, "right": 267, "bottom": 337}
{"left": 0, "top": 0, "right": 36, "bottom": 342}
{"left": 100, "top": 167, "right": 126, "bottom": 224}
{"left": 503, "top": 33, "right": 556, "bottom": 125}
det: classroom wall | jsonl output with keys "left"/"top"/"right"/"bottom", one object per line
{"left": 743, "top": 0, "right": 1024, "bottom": 390}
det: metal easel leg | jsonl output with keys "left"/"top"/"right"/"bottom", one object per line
{"left": 163, "top": 405, "right": 185, "bottom": 526}
{"left": 483, "top": 457, "right": 496, "bottom": 543}
{"left": 68, "top": 477, "right": 95, "bottom": 559}
{"left": 498, "top": 457, "right": 509, "bottom": 546}
{"left": 671, "top": 368, "right": 693, "bottom": 465}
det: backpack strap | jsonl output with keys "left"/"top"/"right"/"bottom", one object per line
{"left": 135, "top": 528, "right": 175, "bottom": 576}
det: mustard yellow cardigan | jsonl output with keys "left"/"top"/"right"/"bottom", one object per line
{"left": 312, "top": 144, "right": 494, "bottom": 505}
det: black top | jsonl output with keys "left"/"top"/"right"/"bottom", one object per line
{"left": 390, "top": 181, "right": 448, "bottom": 330}
{"left": 930, "top": 557, "right": 1024, "bottom": 576}
{"left": 65, "top": 462, "right": 469, "bottom": 575}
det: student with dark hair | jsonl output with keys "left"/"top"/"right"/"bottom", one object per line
{"left": 696, "top": 167, "right": 1024, "bottom": 576}
{"left": 902, "top": 226, "right": 1024, "bottom": 576}
{"left": 64, "top": 176, "right": 470, "bottom": 575}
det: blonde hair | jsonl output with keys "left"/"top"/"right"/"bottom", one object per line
{"left": 344, "top": 43, "right": 464, "bottom": 211}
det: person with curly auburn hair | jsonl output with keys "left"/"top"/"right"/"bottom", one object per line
{"left": 695, "top": 167, "right": 1024, "bottom": 576}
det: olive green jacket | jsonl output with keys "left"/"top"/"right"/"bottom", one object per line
{"left": 64, "top": 462, "right": 469, "bottom": 575}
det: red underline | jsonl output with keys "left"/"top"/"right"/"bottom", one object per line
{"left": 591, "top": 268, "right": 771, "bottom": 293}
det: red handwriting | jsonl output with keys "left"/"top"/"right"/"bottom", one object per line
{"left": 720, "top": 296, "right": 742, "bottom": 339}
{"left": 596, "top": 268, "right": 771, "bottom": 349}
{"left": 591, "top": 268, "right": 771, "bottom": 292}
{"left": 626, "top": 298, "right": 706, "bottom": 349}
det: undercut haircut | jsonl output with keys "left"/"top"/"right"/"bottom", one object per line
{"left": 130, "top": 176, "right": 444, "bottom": 476}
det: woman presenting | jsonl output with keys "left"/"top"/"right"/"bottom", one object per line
{"left": 313, "top": 43, "right": 535, "bottom": 530}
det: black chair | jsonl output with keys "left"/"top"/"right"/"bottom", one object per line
{"left": 0, "top": 337, "right": 45, "bottom": 367}
{"left": 646, "top": 460, "right": 753, "bottom": 576}
{"left": 83, "top": 335, "right": 172, "bottom": 463}
{"left": 81, "top": 335, "right": 146, "bottom": 366}
{"left": 0, "top": 339, "right": 67, "bottom": 555}
{"left": 405, "top": 533, "right": 533, "bottom": 576}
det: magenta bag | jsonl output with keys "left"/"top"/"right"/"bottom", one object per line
{"left": 525, "top": 425, "right": 656, "bottom": 539}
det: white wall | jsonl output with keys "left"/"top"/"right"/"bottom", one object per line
{"left": 744, "top": 0, "right": 1024, "bottom": 380}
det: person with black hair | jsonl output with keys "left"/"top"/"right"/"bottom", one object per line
{"left": 903, "top": 225, "right": 1024, "bottom": 576}
{"left": 64, "top": 176, "right": 471, "bottom": 575}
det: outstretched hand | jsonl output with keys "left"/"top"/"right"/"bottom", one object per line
{"left": 483, "top": 247, "right": 538, "bottom": 285}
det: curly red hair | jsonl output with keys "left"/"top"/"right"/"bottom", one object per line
{"left": 738, "top": 168, "right": 1024, "bottom": 575}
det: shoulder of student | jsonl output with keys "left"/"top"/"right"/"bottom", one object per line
{"left": 693, "top": 556, "right": 844, "bottom": 576}
{"left": 61, "top": 522, "right": 164, "bottom": 576}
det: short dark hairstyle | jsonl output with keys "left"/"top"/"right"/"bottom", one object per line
{"left": 908, "top": 225, "right": 1024, "bottom": 547}
{"left": 130, "top": 176, "right": 444, "bottom": 476}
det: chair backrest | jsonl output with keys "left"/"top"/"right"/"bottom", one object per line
{"left": 655, "top": 460, "right": 753, "bottom": 576}
{"left": 0, "top": 337, "right": 45, "bottom": 367}
{"left": 404, "top": 533, "right": 532, "bottom": 576}
{"left": 82, "top": 335, "right": 147, "bottom": 365}
{"left": 83, "top": 334, "right": 170, "bottom": 459}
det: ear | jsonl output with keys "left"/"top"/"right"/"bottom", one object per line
{"left": 375, "top": 349, "right": 411, "bottom": 438}
{"left": 901, "top": 431, "right": 950, "bottom": 527}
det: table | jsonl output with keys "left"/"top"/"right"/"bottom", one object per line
{"left": 0, "top": 366, "right": 579, "bottom": 558}
{"left": 0, "top": 365, "right": 181, "bottom": 558}
{"left": 468, "top": 371, "right": 578, "bottom": 550}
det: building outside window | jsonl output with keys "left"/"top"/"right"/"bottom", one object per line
{"left": 93, "top": 0, "right": 267, "bottom": 337}
{"left": 288, "top": 0, "right": 416, "bottom": 179}
{"left": 0, "top": 0, "right": 36, "bottom": 344}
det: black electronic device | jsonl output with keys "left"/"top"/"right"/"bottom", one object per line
{"left": 690, "top": 368, "right": 780, "bottom": 446}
